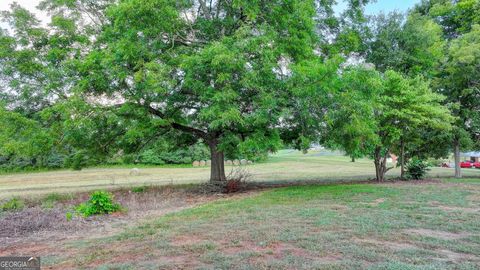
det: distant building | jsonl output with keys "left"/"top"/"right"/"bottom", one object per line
{"left": 461, "top": 152, "right": 480, "bottom": 162}
{"left": 387, "top": 153, "right": 398, "bottom": 166}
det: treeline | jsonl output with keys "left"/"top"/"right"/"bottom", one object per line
{"left": 0, "top": 0, "right": 479, "bottom": 182}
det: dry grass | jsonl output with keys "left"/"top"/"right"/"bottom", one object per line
{"left": 0, "top": 186, "right": 247, "bottom": 247}
{"left": 1, "top": 150, "right": 479, "bottom": 199}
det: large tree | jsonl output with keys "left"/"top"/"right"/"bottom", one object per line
{"left": 1, "top": 0, "right": 373, "bottom": 179}
{"left": 2, "top": 0, "right": 330, "bottom": 183}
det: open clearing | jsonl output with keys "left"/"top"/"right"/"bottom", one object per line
{"left": 1, "top": 179, "right": 479, "bottom": 269}
{"left": 2, "top": 150, "right": 480, "bottom": 199}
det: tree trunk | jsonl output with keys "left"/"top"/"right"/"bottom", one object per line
{"left": 400, "top": 138, "right": 405, "bottom": 180}
{"left": 454, "top": 139, "right": 462, "bottom": 178}
{"left": 351, "top": 156, "right": 355, "bottom": 162}
{"left": 209, "top": 139, "right": 226, "bottom": 183}
{"left": 374, "top": 147, "right": 386, "bottom": 182}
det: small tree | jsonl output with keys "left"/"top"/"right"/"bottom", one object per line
{"left": 327, "top": 68, "right": 452, "bottom": 182}
{"left": 414, "top": 1, "right": 480, "bottom": 178}
{"left": 440, "top": 25, "right": 480, "bottom": 178}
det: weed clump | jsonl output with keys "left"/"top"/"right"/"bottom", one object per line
{"left": 1, "top": 197, "right": 25, "bottom": 212}
{"left": 131, "top": 186, "right": 149, "bottom": 193}
{"left": 75, "top": 191, "right": 121, "bottom": 217}
{"left": 41, "top": 193, "right": 72, "bottom": 209}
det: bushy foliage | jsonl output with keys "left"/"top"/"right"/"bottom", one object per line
{"left": 1, "top": 197, "right": 25, "bottom": 211}
{"left": 405, "top": 158, "right": 431, "bottom": 180}
{"left": 0, "top": 151, "right": 68, "bottom": 172}
{"left": 139, "top": 142, "right": 210, "bottom": 165}
{"left": 75, "top": 191, "right": 121, "bottom": 217}
{"left": 139, "top": 149, "right": 166, "bottom": 165}
{"left": 64, "top": 151, "right": 89, "bottom": 171}
{"left": 45, "top": 153, "right": 67, "bottom": 168}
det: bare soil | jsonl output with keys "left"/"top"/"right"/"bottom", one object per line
{"left": 0, "top": 186, "right": 258, "bottom": 259}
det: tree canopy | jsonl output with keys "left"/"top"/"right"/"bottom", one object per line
{"left": 0, "top": 0, "right": 476, "bottom": 183}
{"left": 326, "top": 69, "right": 452, "bottom": 181}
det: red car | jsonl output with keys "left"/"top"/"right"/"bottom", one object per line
{"left": 460, "top": 161, "right": 473, "bottom": 168}
{"left": 474, "top": 162, "right": 480, "bottom": 169}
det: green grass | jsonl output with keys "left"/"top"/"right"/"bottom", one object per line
{"left": 63, "top": 180, "right": 480, "bottom": 269}
{"left": 2, "top": 149, "right": 479, "bottom": 199}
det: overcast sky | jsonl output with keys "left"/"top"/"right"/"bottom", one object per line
{"left": 1, "top": 0, "right": 421, "bottom": 26}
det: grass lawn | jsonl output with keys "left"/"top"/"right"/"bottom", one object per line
{"left": 1, "top": 149, "right": 480, "bottom": 199}
{"left": 3, "top": 178, "right": 477, "bottom": 269}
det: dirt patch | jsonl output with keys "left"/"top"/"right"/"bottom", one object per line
{"left": 360, "top": 198, "right": 386, "bottom": 207}
{"left": 325, "top": 204, "right": 349, "bottom": 211}
{"left": 0, "top": 207, "right": 85, "bottom": 238}
{"left": 356, "top": 236, "right": 479, "bottom": 263}
{"left": 222, "top": 240, "right": 341, "bottom": 263}
{"left": 428, "top": 201, "right": 479, "bottom": 213}
{"left": 467, "top": 193, "right": 480, "bottom": 203}
{"left": 380, "top": 179, "right": 442, "bottom": 186}
{"left": 354, "top": 238, "right": 417, "bottom": 251}
{"left": 403, "top": 229, "right": 470, "bottom": 240}
{"left": 436, "top": 249, "right": 478, "bottom": 262}
{"left": 437, "top": 205, "right": 479, "bottom": 213}
{"left": 171, "top": 235, "right": 206, "bottom": 247}
{"left": 0, "top": 187, "right": 260, "bottom": 258}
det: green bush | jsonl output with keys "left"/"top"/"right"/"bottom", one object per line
{"left": 0, "top": 156, "right": 34, "bottom": 171}
{"left": 138, "top": 143, "right": 210, "bottom": 165}
{"left": 72, "top": 151, "right": 88, "bottom": 170}
{"left": 139, "top": 149, "right": 165, "bottom": 165}
{"left": 75, "top": 191, "right": 121, "bottom": 217}
{"left": 45, "top": 153, "right": 66, "bottom": 168}
{"left": 1, "top": 197, "right": 25, "bottom": 211}
{"left": 405, "top": 158, "right": 431, "bottom": 180}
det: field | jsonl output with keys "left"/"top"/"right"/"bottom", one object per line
{"left": 1, "top": 150, "right": 480, "bottom": 199}
{"left": 1, "top": 151, "right": 480, "bottom": 269}
{"left": 1, "top": 179, "right": 479, "bottom": 269}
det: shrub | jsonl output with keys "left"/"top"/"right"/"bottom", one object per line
{"left": 405, "top": 158, "right": 430, "bottom": 180}
{"left": 1, "top": 197, "right": 25, "bottom": 211}
{"left": 75, "top": 191, "right": 121, "bottom": 217}
{"left": 64, "top": 151, "right": 88, "bottom": 171}
{"left": 225, "top": 167, "right": 252, "bottom": 193}
{"left": 45, "top": 153, "right": 66, "bottom": 168}
{"left": 139, "top": 149, "right": 165, "bottom": 165}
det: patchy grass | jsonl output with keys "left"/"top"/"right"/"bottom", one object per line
{"left": 2, "top": 150, "right": 480, "bottom": 199}
{"left": 0, "top": 197, "right": 24, "bottom": 212}
{"left": 3, "top": 180, "right": 478, "bottom": 269}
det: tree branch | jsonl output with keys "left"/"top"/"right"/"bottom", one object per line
{"left": 145, "top": 105, "right": 209, "bottom": 140}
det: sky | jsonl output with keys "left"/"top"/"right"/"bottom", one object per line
{"left": 1, "top": 0, "right": 421, "bottom": 25}
{"left": 365, "top": 0, "right": 421, "bottom": 15}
